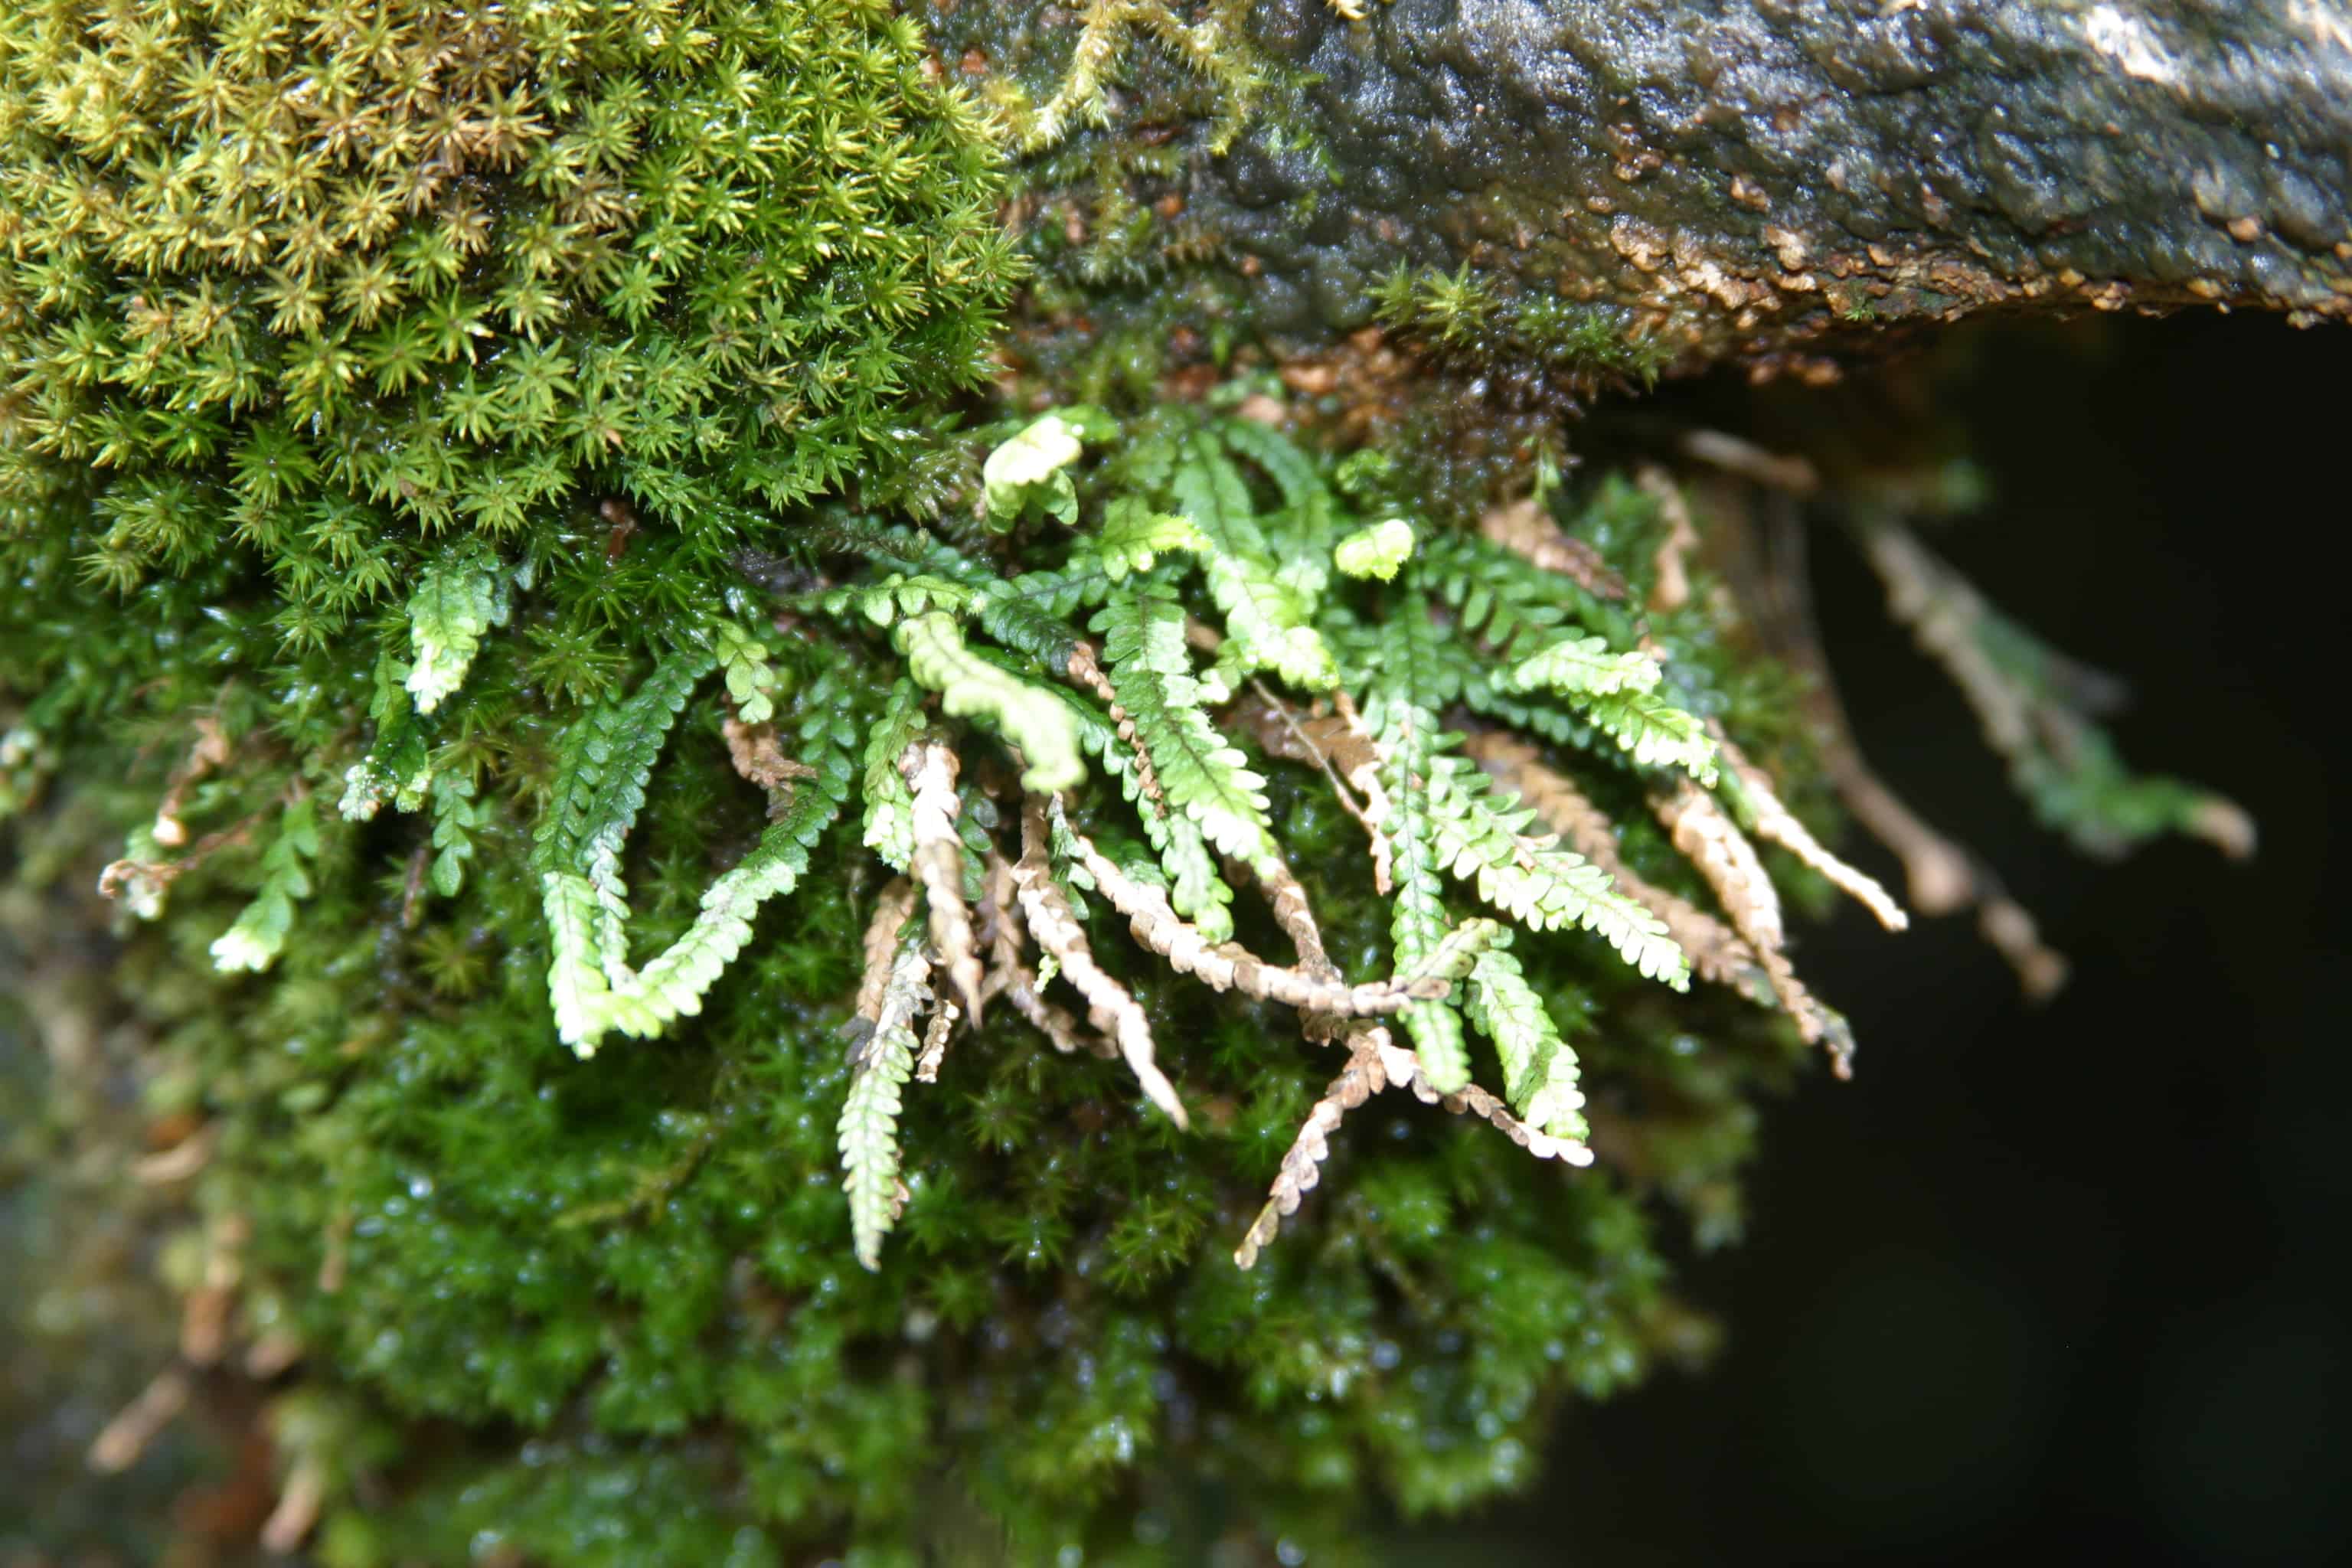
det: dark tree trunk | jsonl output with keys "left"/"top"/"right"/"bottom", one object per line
{"left": 938, "top": 1, "right": 2352, "bottom": 377}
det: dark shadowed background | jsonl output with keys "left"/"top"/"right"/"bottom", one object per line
{"left": 1393, "top": 312, "right": 2350, "bottom": 1566}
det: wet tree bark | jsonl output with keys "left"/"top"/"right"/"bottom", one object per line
{"left": 936, "top": 0, "right": 2352, "bottom": 377}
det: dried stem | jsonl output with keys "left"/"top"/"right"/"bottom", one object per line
{"left": 1067, "top": 642, "right": 1165, "bottom": 808}
{"left": 980, "top": 853, "right": 1109, "bottom": 1057}
{"left": 904, "top": 738, "right": 984, "bottom": 1023}
{"left": 1638, "top": 466, "right": 1703, "bottom": 614}
{"left": 1655, "top": 779, "right": 1854, "bottom": 1076}
{"left": 1013, "top": 798, "right": 1189, "bottom": 1126}
{"left": 87, "top": 1368, "right": 191, "bottom": 1474}
{"left": 1058, "top": 813, "right": 1463, "bottom": 1014}
{"left": 1233, "top": 1027, "right": 1393, "bottom": 1269}
{"left": 1478, "top": 494, "right": 1628, "bottom": 599}
{"left": 1713, "top": 727, "right": 1909, "bottom": 932}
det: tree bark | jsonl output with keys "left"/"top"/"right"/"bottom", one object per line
{"left": 940, "top": 0, "right": 2352, "bottom": 377}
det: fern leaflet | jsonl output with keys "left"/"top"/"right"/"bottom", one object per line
{"left": 1426, "top": 750, "right": 1690, "bottom": 988}
{"left": 1463, "top": 942, "right": 1592, "bottom": 1146}
{"left": 894, "top": 612, "right": 1087, "bottom": 792}
{"left": 1372, "top": 592, "right": 1473, "bottom": 1093}
{"left": 210, "top": 795, "right": 322, "bottom": 973}
{"left": 403, "top": 543, "right": 508, "bottom": 714}
{"left": 861, "top": 678, "right": 928, "bottom": 873}
{"left": 1171, "top": 434, "right": 1337, "bottom": 689}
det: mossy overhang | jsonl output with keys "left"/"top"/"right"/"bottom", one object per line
{"left": 937, "top": 0, "right": 2352, "bottom": 377}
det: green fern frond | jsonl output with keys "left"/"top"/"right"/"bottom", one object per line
{"left": 713, "top": 619, "right": 782, "bottom": 725}
{"left": 1083, "top": 495, "right": 1210, "bottom": 581}
{"left": 210, "top": 795, "right": 322, "bottom": 973}
{"left": 1093, "top": 581, "right": 1279, "bottom": 939}
{"left": 821, "top": 572, "right": 982, "bottom": 630}
{"left": 1093, "top": 583, "right": 1278, "bottom": 866}
{"left": 403, "top": 543, "right": 509, "bottom": 715}
{"left": 1578, "top": 687, "right": 1720, "bottom": 784}
{"left": 426, "top": 773, "right": 484, "bottom": 900}
{"left": 1505, "top": 632, "right": 1662, "bottom": 701}
{"left": 1426, "top": 751, "right": 1690, "bottom": 988}
{"left": 1171, "top": 435, "right": 1337, "bottom": 689}
{"left": 1372, "top": 593, "right": 1473, "bottom": 1093}
{"left": 893, "top": 612, "right": 1087, "bottom": 792}
{"left": 861, "top": 679, "right": 929, "bottom": 873}
{"left": 1463, "top": 942, "right": 1592, "bottom": 1146}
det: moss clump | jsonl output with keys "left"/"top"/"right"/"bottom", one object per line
{"left": 1, "top": 0, "right": 1014, "bottom": 645}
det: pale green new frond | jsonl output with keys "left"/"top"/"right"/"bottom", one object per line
{"left": 210, "top": 795, "right": 321, "bottom": 973}
{"left": 1171, "top": 435, "right": 1337, "bottom": 689}
{"left": 1463, "top": 944, "right": 1591, "bottom": 1146}
{"left": 1505, "top": 632, "right": 1661, "bottom": 700}
{"left": 1579, "top": 687, "right": 1720, "bottom": 784}
{"left": 893, "top": 612, "right": 1087, "bottom": 792}
{"left": 982, "top": 410, "right": 1091, "bottom": 526}
{"left": 541, "top": 868, "right": 612, "bottom": 1045}
{"left": 1083, "top": 495, "right": 1209, "bottom": 581}
{"left": 1374, "top": 593, "right": 1472, "bottom": 1093}
{"left": 403, "top": 544, "right": 508, "bottom": 714}
{"left": 861, "top": 679, "right": 928, "bottom": 873}
{"left": 340, "top": 710, "right": 431, "bottom": 821}
{"left": 599, "top": 762, "right": 849, "bottom": 1041}
{"left": 1334, "top": 518, "right": 1416, "bottom": 581}
{"left": 533, "top": 652, "right": 849, "bottom": 1054}
{"left": 1426, "top": 752, "right": 1690, "bottom": 988}
{"left": 544, "top": 715, "right": 853, "bottom": 1054}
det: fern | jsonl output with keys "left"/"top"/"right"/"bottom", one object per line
{"left": 534, "top": 653, "right": 851, "bottom": 1054}
{"left": 971, "top": 567, "right": 1099, "bottom": 668}
{"left": 1083, "top": 495, "right": 1210, "bottom": 581}
{"left": 1092, "top": 581, "right": 1279, "bottom": 939}
{"left": 426, "top": 772, "right": 484, "bottom": 900}
{"left": 403, "top": 544, "right": 508, "bottom": 715}
{"left": 893, "top": 612, "right": 1087, "bottom": 792}
{"left": 982, "top": 410, "right": 1096, "bottom": 527}
{"left": 839, "top": 917, "right": 928, "bottom": 1270}
{"left": 1419, "top": 531, "right": 1585, "bottom": 659}
{"left": 1578, "top": 687, "right": 1720, "bottom": 784}
{"left": 861, "top": 679, "right": 929, "bottom": 873}
{"left": 1093, "top": 583, "right": 1278, "bottom": 866}
{"left": 1505, "top": 632, "right": 1661, "bottom": 701}
{"left": 1334, "top": 518, "right": 1416, "bottom": 581}
{"left": 1462, "top": 942, "right": 1591, "bottom": 1146}
{"left": 820, "top": 573, "right": 981, "bottom": 630}
{"left": 210, "top": 795, "right": 322, "bottom": 973}
{"left": 1171, "top": 434, "right": 1337, "bottom": 689}
{"left": 713, "top": 619, "right": 782, "bottom": 724}
{"left": 1372, "top": 593, "right": 1473, "bottom": 1093}
{"left": 1425, "top": 750, "right": 1690, "bottom": 988}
